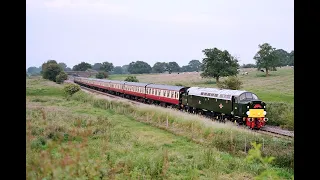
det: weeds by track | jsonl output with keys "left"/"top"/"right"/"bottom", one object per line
{"left": 77, "top": 83, "right": 294, "bottom": 139}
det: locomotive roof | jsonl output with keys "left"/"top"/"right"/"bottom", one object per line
{"left": 124, "top": 82, "right": 150, "bottom": 87}
{"left": 187, "top": 87, "right": 248, "bottom": 100}
{"left": 146, "top": 84, "right": 185, "bottom": 91}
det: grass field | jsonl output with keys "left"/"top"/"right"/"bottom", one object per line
{"left": 109, "top": 67, "right": 294, "bottom": 104}
{"left": 26, "top": 78, "right": 294, "bottom": 179}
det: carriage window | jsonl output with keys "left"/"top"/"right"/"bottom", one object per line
{"left": 163, "top": 91, "right": 166, "bottom": 97}
{"left": 171, "top": 92, "right": 174, "bottom": 98}
{"left": 152, "top": 89, "right": 154, "bottom": 95}
{"left": 167, "top": 91, "right": 170, "bottom": 97}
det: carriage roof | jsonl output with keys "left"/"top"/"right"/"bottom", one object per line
{"left": 124, "top": 82, "right": 150, "bottom": 87}
{"left": 108, "top": 80, "right": 126, "bottom": 84}
{"left": 187, "top": 87, "right": 248, "bottom": 100}
{"left": 146, "top": 84, "right": 186, "bottom": 91}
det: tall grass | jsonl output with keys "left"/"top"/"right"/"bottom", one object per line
{"left": 26, "top": 99, "right": 293, "bottom": 179}
{"left": 70, "top": 91, "right": 294, "bottom": 169}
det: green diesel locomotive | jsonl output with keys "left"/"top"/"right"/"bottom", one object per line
{"left": 181, "top": 87, "right": 267, "bottom": 129}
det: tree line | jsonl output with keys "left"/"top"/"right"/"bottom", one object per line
{"left": 27, "top": 42, "right": 294, "bottom": 80}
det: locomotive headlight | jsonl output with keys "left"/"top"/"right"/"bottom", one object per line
{"left": 247, "top": 106, "right": 249, "bottom": 109}
{"left": 264, "top": 106, "right": 266, "bottom": 108}
{"left": 263, "top": 111, "right": 267, "bottom": 115}
{"left": 246, "top": 111, "right": 250, "bottom": 115}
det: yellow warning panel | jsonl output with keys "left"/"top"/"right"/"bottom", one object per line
{"left": 248, "top": 109, "right": 265, "bottom": 118}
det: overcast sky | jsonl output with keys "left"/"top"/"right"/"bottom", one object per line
{"left": 26, "top": 0, "right": 294, "bottom": 69}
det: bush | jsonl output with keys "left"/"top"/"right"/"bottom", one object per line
{"left": 96, "top": 71, "right": 108, "bottom": 79}
{"left": 56, "top": 72, "right": 68, "bottom": 84}
{"left": 218, "top": 76, "right": 243, "bottom": 90}
{"left": 266, "top": 102, "right": 294, "bottom": 130}
{"left": 63, "top": 83, "right": 81, "bottom": 96}
{"left": 125, "top": 76, "right": 139, "bottom": 82}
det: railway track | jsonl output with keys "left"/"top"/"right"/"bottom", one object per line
{"left": 260, "top": 126, "right": 294, "bottom": 138}
{"left": 76, "top": 83, "right": 294, "bottom": 139}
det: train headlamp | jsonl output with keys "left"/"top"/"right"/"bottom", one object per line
{"left": 246, "top": 111, "right": 250, "bottom": 115}
{"left": 263, "top": 111, "right": 267, "bottom": 115}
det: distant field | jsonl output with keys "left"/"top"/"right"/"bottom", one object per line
{"left": 109, "top": 67, "right": 294, "bottom": 104}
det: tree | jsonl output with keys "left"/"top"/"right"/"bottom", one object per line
{"left": 72, "top": 62, "right": 92, "bottom": 71}
{"left": 288, "top": 50, "right": 294, "bottom": 66}
{"left": 166, "top": 62, "right": 180, "bottom": 73}
{"left": 273, "top": 49, "right": 289, "bottom": 67}
{"left": 253, "top": 43, "right": 279, "bottom": 77}
{"left": 122, "top": 65, "right": 129, "bottom": 74}
{"left": 96, "top": 72, "right": 108, "bottom": 79}
{"left": 180, "top": 65, "right": 192, "bottom": 72}
{"left": 112, "top": 66, "right": 123, "bottom": 74}
{"left": 100, "top": 61, "right": 114, "bottom": 72}
{"left": 58, "top": 63, "right": 68, "bottom": 71}
{"left": 201, "top": 48, "right": 239, "bottom": 83}
{"left": 41, "top": 60, "right": 63, "bottom": 82}
{"left": 127, "top": 61, "right": 152, "bottom": 74}
{"left": 241, "top": 64, "right": 256, "bottom": 68}
{"left": 188, "top": 60, "right": 202, "bottom": 72}
{"left": 152, "top": 62, "right": 167, "bottom": 73}
{"left": 27, "top": 66, "right": 41, "bottom": 75}
{"left": 92, "top": 63, "right": 102, "bottom": 71}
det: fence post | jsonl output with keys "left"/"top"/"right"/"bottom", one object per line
{"left": 146, "top": 113, "right": 149, "bottom": 123}
{"left": 245, "top": 137, "right": 247, "bottom": 154}
{"left": 166, "top": 116, "right": 168, "bottom": 128}
{"left": 191, "top": 122, "right": 194, "bottom": 139}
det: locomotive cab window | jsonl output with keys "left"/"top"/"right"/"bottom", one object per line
{"left": 239, "top": 93, "right": 259, "bottom": 101}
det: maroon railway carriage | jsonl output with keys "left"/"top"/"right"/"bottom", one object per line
{"left": 74, "top": 78, "right": 104, "bottom": 89}
{"left": 89, "top": 79, "right": 110, "bottom": 91}
{"left": 107, "top": 80, "right": 126, "bottom": 95}
{"left": 123, "top": 82, "right": 151, "bottom": 100}
{"left": 145, "top": 84, "right": 188, "bottom": 107}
